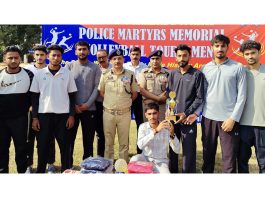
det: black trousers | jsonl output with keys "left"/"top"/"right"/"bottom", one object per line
{"left": 131, "top": 93, "right": 144, "bottom": 154}
{"left": 36, "top": 113, "right": 71, "bottom": 173}
{"left": 238, "top": 125, "right": 265, "bottom": 173}
{"left": 69, "top": 110, "right": 96, "bottom": 167}
{"left": 95, "top": 101, "right": 105, "bottom": 157}
{"left": 169, "top": 123, "right": 197, "bottom": 173}
{"left": 0, "top": 115, "right": 28, "bottom": 173}
{"left": 27, "top": 112, "right": 55, "bottom": 166}
{"left": 201, "top": 116, "right": 239, "bottom": 173}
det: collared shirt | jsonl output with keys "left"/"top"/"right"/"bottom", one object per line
{"left": 66, "top": 60, "right": 101, "bottom": 111}
{"left": 167, "top": 66, "right": 204, "bottom": 116}
{"left": 202, "top": 58, "right": 247, "bottom": 122}
{"left": 138, "top": 122, "right": 180, "bottom": 162}
{"left": 139, "top": 67, "right": 170, "bottom": 101}
{"left": 24, "top": 64, "right": 42, "bottom": 75}
{"left": 123, "top": 61, "right": 148, "bottom": 83}
{"left": 30, "top": 66, "right": 77, "bottom": 114}
{"left": 98, "top": 68, "right": 138, "bottom": 109}
{"left": 240, "top": 64, "right": 265, "bottom": 127}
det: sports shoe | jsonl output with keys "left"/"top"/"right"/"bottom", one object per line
{"left": 47, "top": 164, "right": 56, "bottom": 174}
{"left": 25, "top": 166, "right": 32, "bottom": 174}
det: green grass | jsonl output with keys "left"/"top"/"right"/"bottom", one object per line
{"left": 8, "top": 121, "right": 259, "bottom": 173}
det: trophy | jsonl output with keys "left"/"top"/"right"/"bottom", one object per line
{"left": 166, "top": 91, "right": 179, "bottom": 123}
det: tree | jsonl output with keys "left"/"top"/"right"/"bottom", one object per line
{"left": 0, "top": 25, "right": 41, "bottom": 62}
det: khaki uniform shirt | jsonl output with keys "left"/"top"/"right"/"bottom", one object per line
{"left": 98, "top": 68, "right": 137, "bottom": 109}
{"left": 139, "top": 67, "right": 170, "bottom": 103}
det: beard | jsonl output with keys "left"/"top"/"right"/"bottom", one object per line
{"left": 78, "top": 55, "right": 88, "bottom": 61}
{"left": 178, "top": 61, "right": 189, "bottom": 68}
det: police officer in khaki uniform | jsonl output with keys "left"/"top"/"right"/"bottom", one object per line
{"left": 139, "top": 50, "right": 169, "bottom": 121}
{"left": 98, "top": 49, "right": 138, "bottom": 162}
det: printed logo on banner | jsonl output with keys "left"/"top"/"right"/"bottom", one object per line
{"left": 232, "top": 29, "right": 265, "bottom": 56}
{"left": 43, "top": 27, "right": 74, "bottom": 53}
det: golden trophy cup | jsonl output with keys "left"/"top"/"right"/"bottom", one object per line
{"left": 166, "top": 91, "right": 179, "bottom": 123}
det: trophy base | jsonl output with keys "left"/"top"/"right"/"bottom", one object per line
{"left": 166, "top": 115, "right": 180, "bottom": 123}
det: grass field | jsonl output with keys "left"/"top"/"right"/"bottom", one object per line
{"left": 8, "top": 121, "right": 259, "bottom": 173}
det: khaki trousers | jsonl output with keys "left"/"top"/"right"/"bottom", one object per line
{"left": 103, "top": 110, "right": 131, "bottom": 162}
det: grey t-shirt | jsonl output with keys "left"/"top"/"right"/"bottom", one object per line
{"left": 240, "top": 64, "right": 265, "bottom": 127}
{"left": 66, "top": 60, "right": 101, "bottom": 111}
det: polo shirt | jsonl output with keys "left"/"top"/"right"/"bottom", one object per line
{"left": 240, "top": 64, "right": 265, "bottom": 127}
{"left": 167, "top": 66, "right": 204, "bottom": 116}
{"left": 30, "top": 66, "right": 77, "bottom": 114}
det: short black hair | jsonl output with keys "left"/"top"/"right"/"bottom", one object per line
{"left": 240, "top": 40, "right": 261, "bottom": 53}
{"left": 145, "top": 102, "right": 159, "bottom": 112}
{"left": 33, "top": 45, "right": 47, "bottom": 54}
{"left": 130, "top": 46, "right": 141, "bottom": 53}
{"left": 211, "top": 34, "right": 230, "bottom": 46}
{"left": 3, "top": 45, "right": 22, "bottom": 57}
{"left": 47, "top": 44, "right": 64, "bottom": 54}
{"left": 174, "top": 44, "right": 191, "bottom": 55}
{"left": 75, "top": 41, "right": 90, "bottom": 50}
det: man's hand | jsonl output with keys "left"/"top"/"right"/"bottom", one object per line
{"left": 66, "top": 116, "right": 75, "bottom": 129}
{"left": 78, "top": 104, "right": 89, "bottom": 111}
{"left": 221, "top": 118, "right": 235, "bottom": 132}
{"left": 158, "top": 91, "right": 167, "bottom": 104}
{"left": 175, "top": 112, "right": 187, "bottom": 124}
{"left": 75, "top": 105, "right": 82, "bottom": 114}
{"left": 183, "top": 113, "right": 197, "bottom": 125}
{"left": 154, "top": 120, "right": 171, "bottom": 134}
{"left": 168, "top": 121, "right": 175, "bottom": 137}
{"left": 32, "top": 118, "right": 40, "bottom": 131}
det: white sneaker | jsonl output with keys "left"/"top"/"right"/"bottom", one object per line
{"left": 25, "top": 166, "right": 32, "bottom": 174}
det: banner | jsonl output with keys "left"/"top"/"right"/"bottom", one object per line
{"left": 42, "top": 25, "right": 265, "bottom": 69}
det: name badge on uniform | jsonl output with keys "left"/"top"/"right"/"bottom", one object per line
{"left": 121, "top": 76, "right": 130, "bottom": 84}
{"left": 159, "top": 75, "right": 168, "bottom": 84}
{"left": 145, "top": 73, "right": 154, "bottom": 80}
{"left": 107, "top": 75, "right": 114, "bottom": 81}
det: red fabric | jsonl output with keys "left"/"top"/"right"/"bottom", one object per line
{"left": 128, "top": 161, "right": 153, "bottom": 173}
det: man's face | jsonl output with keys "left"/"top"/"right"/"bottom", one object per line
{"left": 34, "top": 50, "right": 47, "bottom": 65}
{"left": 4, "top": 52, "right": 21, "bottom": 70}
{"left": 243, "top": 48, "right": 260, "bottom": 66}
{"left": 96, "top": 51, "right": 108, "bottom": 67}
{"left": 130, "top": 51, "right": 140, "bottom": 63}
{"left": 150, "top": 56, "right": 162, "bottom": 69}
{"left": 176, "top": 50, "right": 190, "bottom": 68}
{"left": 110, "top": 56, "right": 124, "bottom": 69}
{"left": 75, "top": 45, "right": 89, "bottom": 61}
{"left": 48, "top": 50, "right": 62, "bottom": 66}
{"left": 211, "top": 41, "right": 228, "bottom": 59}
{"left": 145, "top": 109, "right": 159, "bottom": 124}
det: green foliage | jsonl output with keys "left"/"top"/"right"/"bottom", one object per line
{"left": 0, "top": 25, "right": 41, "bottom": 62}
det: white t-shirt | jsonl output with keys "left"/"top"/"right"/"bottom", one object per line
{"left": 30, "top": 66, "right": 77, "bottom": 114}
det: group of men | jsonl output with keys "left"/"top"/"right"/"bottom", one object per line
{"left": 0, "top": 34, "right": 264, "bottom": 174}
